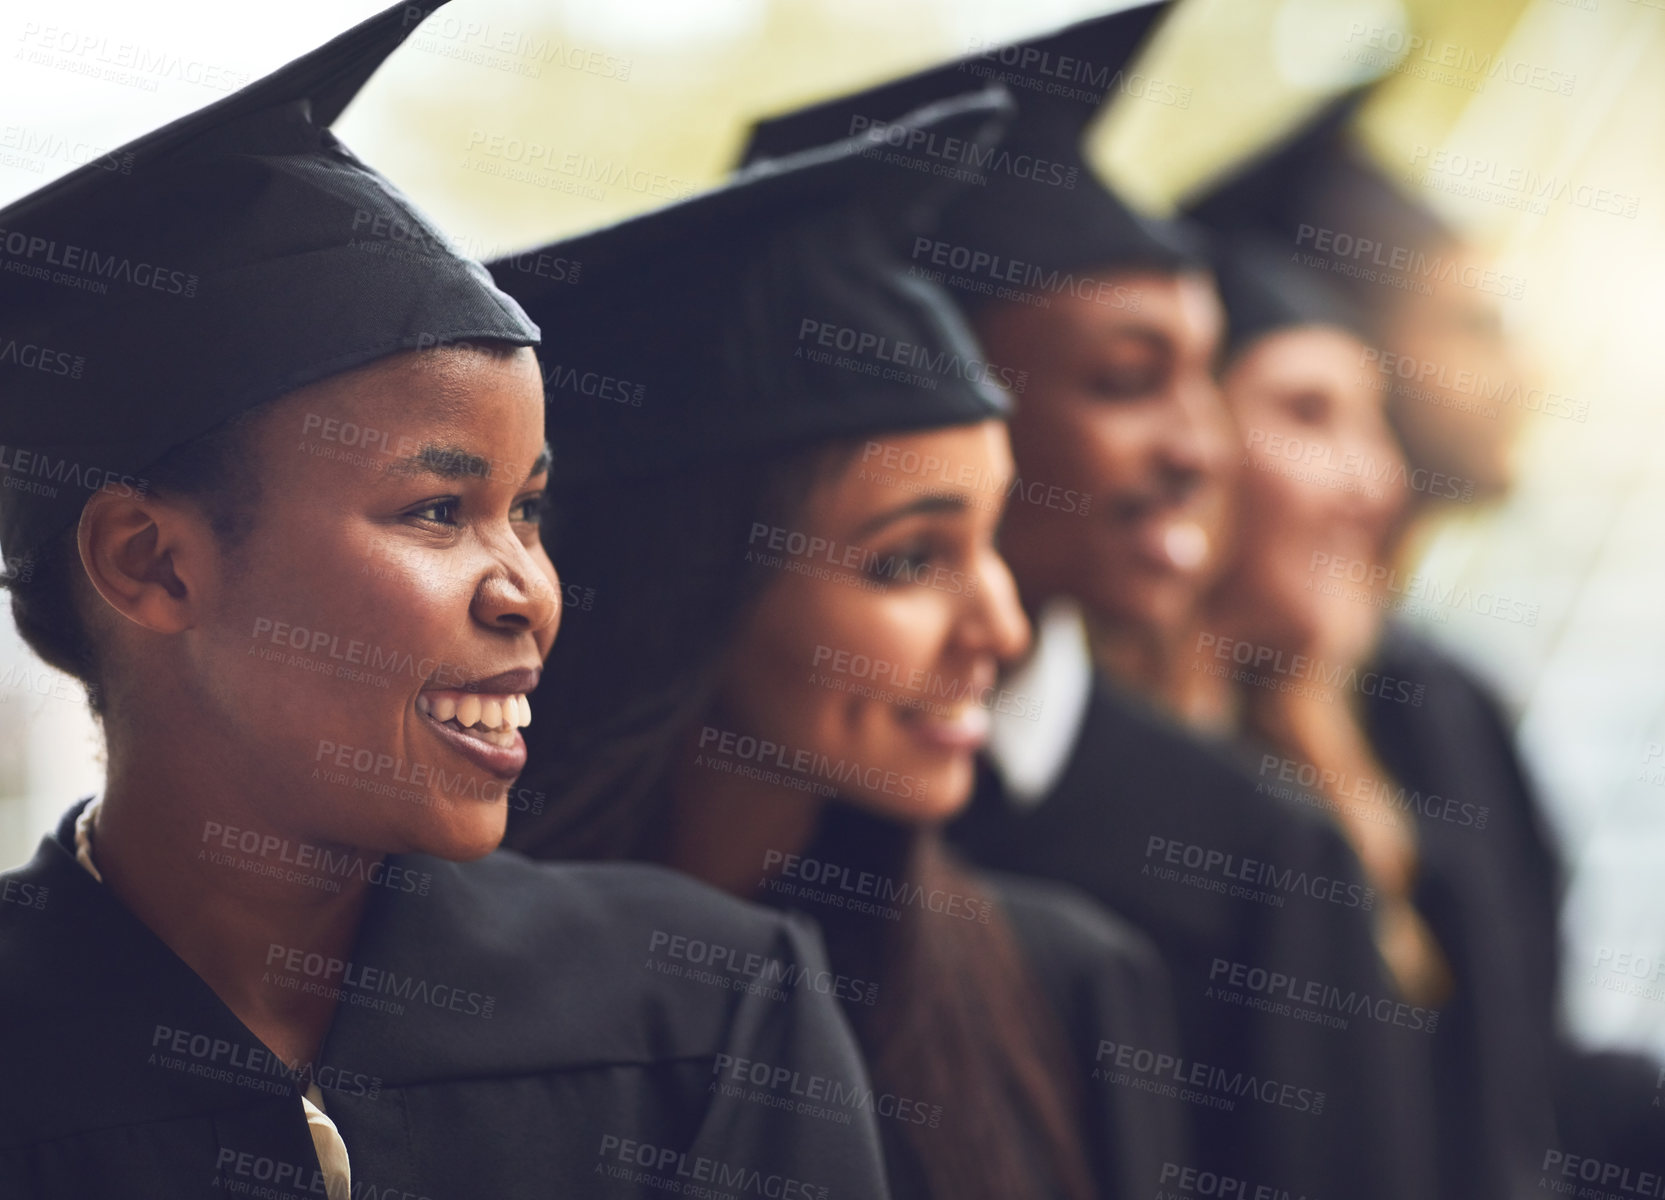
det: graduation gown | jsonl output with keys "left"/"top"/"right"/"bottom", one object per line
{"left": 763, "top": 805, "right": 1189, "bottom": 1200}
{"left": 992, "top": 871, "right": 1192, "bottom": 1200}
{"left": 0, "top": 800, "right": 892, "bottom": 1200}
{"left": 1363, "top": 623, "right": 1662, "bottom": 1196}
{"left": 950, "top": 675, "right": 1439, "bottom": 1200}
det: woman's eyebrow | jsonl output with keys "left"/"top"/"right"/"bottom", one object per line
{"left": 852, "top": 493, "right": 967, "bottom": 539}
{"left": 386, "top": 443, "right": 492, "bottom": 481}
{"left": 383, "top": 441, "right": 552, "bottom": 484}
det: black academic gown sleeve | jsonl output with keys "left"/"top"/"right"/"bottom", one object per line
{"left": 986, "top": 871, "right": 1192, "bottom": 1200}
{"left": 1551, "top": 1048, "right": 1665, "bottom": 1174}
{"left": 950, "top": 676, "right": 1439, "bottom": 1200}
{"left": 1364, "top": 624, "right": 1664, "bottom": 1196}
{"left": 0, "top": 800, "right": 891, "bottom": 1200}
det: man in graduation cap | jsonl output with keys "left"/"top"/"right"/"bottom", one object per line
{"left": 738, "top": 5, "right": 1444, "bottom": 1200}
{"left": 0, "top": 4, "right": 893, "bottom": 1197}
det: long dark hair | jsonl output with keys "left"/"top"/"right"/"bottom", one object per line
{"left": 509, "top": 437, "right": 1096, "bottom": 1200}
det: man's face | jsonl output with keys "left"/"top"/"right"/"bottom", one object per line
{"left": 976, "top": 269, "right": 1235, "bottom": 637}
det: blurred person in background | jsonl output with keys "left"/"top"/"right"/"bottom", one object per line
{"left": 0, "top": 4, "right": 893, "bottom": 1196}
{"left": 1293, "top": 100, "right": 1665, "bottom": 1180}
{"left": 736, "top": 6, "right": 1442, "bottom": 1198}
{"left": 500, "top": 91, "right": 1190, "bottom": 1200}
{"left": 1182, "top": 88, "right": 1664, "bottom": 1193}
{"left": 1190, "top": 232, "right": 1555, "bottom": 1199}
{"left": 1190, "top": 82, "right": 1665, "bottom": 1172}
{"left": 1184, "top": 92, "right": 1531, "bottom": 517}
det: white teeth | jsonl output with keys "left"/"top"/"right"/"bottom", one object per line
{"left": 936, "top": 705, "right": 991, "bottom": 736}
{"left": 1162, "top": 521, "right": 1209, "bottom": 571}
{"left": 451, "top": 724, "right": 516, "bottom": 747}
{"left": 418, "top": 691, "right": 530, "bottom": 734}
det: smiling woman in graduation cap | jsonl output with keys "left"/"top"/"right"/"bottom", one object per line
{"left": 1182, "top": 210, "right": 1546, "bottom": 1200}
{"left": 733, "top": 7, "right": 1449, "bottom": 1200}
{"left": 1183, "top": 151, "right": 1448, "bottom": 1019}
{"left": 0, "top": 4, "right": 894, "bottom": 1197}
{"left": 494, "top": 89, "right": 1189, "bottom": 1200}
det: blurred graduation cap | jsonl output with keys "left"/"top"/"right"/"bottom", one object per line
{"left": 1204, "top": 237, "right": 1376, "bottom": 359}
{"left": 0, "top": 0, "right": 538, "bottom": 563}
{"left": 489, "top": 88, "right": 1017, "bottom": 486}
{"left": 737, "top": 0, "right": 1202, "bottom": 311}
{"left": 1182, "top": 86, "right": 1456, "bottom": 349}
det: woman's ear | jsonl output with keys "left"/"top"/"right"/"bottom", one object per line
{"left": 76, "top": 489, "right": 219, "bottom": 636}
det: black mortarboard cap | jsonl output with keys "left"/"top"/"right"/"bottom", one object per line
{"left": 1207, "top": 235, "right": 1376, "bottom": 358}
{"left": 738, "top": 1, "right": 1202, "bottom": 311}
{"left": 489, "top": 89, "right": 1017, "bottom": 485}
{"left": 0, "top": 0, "right": 539, "bottom": 563}
{"left": 1182, "top": 87, "right": 1456, "bottom": 327}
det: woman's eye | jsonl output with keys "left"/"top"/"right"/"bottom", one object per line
{"left": 407, "top": 494, "right": 549, "bottom": 528}
{"left": 865, "top": 541, "right": 935, "bottom": 585}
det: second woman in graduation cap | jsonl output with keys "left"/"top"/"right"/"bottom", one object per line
{"left": 735, "top": 6, "right": 1443, "bottom": 1200}
{"left": 495, "top": 91, "right": 1188, "bottom": 1200}
{"left": 0, "top": 4, "right": 893, "bottom": 1197}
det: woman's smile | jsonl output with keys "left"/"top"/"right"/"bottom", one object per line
{"left": 895, "top": 699, "right": 993, "bottom": 753}
{"left": 414, "top": 666, "right": 542, "bottom": 779}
